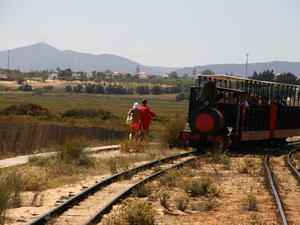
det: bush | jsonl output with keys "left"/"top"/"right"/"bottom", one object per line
{"left": 73, "top": 84, "right": 84, "bottom": 93}
{"left": 56, "top": 140, "right": 94, "bottom": 167}
{"left": 103, "top": 198, "right": 156, "bottom": 225}
{"left": 33, "top": 88, "right": 44, "bottom": 95}
{"left": 175, "top": 195, "right": 189, "bottom": 212}
{"left": 150, "top": 85, "right": 163, "bottom": 95}
{"left": 1, "top": 103, "right": 50, "bottom": 117}
{"left": 136, "top": 85, "right": 150, "bottom": 95}
{"left": 186, "top": 177, "right": 219, "bottom": 197}
{"left": 19, "top": 84, "right": 32, "bottom": 91}
{"left": 63, "top": 108, "right": 112, "bottom": 120}
{"left": 85, "top": 84, "right": 96, "bottom": 94}
{"left": 238, "top": 157, "right": 255, "bottom": 174}
{"left": 161, "top": 118, "right": 186, "bottom": 148}
{"left": 94, "top": 84, "right": 105, "bottom": 94}
{"left": 43, "top": 85, "right": 53, "bottom": 91}
{"left": 65, "top": 85, "right": 73, "bottom": 92}
{"left": 243, "top": 194, "right": 258, "bottom": 211}
{"left": 175, "top": 93, "right": 186, "bottom": 101}
{"left": 159, "top": 191, "right": 171, "bottom": 210}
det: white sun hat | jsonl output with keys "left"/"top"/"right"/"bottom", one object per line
{"left": 133, "top": 102, "right": 140, "bottom": 109}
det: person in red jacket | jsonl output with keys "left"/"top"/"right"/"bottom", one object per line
{"left": 138, "top": 99, "right": 156, "bottom": 136}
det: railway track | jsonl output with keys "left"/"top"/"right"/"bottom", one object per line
{"left": 26, "top": 150, "right": 198, "bottom": 225}
{"left": 264, "top": 146, "right": 300, "bottom": 225}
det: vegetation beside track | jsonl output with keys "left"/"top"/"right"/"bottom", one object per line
{"left": 102, "top": 151, "right": 278, "bottom": 225}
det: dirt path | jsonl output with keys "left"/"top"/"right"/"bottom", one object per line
{"left": 271, "top": 155, "right": 300, "bottom": 225}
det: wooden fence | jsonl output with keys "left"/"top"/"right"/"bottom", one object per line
{"left": 0, "top": 123, "right": 125, "bottom": 155}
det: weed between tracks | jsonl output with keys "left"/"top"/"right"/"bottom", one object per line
{"left": 102, "top": 198, "right": 156, "bottom": 225}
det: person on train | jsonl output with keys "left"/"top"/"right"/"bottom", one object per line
{"left": 138, "top": 99, "right": 156, "bottom": 136}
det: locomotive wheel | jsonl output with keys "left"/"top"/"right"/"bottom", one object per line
{"left": 189, "top": 107, "right": 224, "bottom": 135}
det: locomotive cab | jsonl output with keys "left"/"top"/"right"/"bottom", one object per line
{"left": 180, "top": 79, "right": 243, "bottom": 149}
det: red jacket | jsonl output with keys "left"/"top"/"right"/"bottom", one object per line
{"left": 138, "top": 105, "right": 155, "bottom": 124}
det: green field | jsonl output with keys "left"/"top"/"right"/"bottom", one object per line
{"left": 0, "top": 92, "right": 188, "bottom": 132}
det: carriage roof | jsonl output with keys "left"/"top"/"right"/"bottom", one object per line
{"left": 198, "top": 74, "right": 300, "bottom": 88}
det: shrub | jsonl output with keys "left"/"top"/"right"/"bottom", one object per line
{"left": 33, "top": 88, "right": 44, "bottom": 95}
{"left": 186, "top": 177, "right": 219, "bottom": 197}
{"left": 134, "top": 183, "right": 153, "bottom": 198}
{"left": 65, "top": 85, "right": 73, "bottom": 92}
{"left": 85, "top": 84, "right": 96, "bottom": 94}
{"left": 19, "top": 84, "right": 32, "bottom": 91}
{"left": 1, "top": 103, "right": 50, "bottom": 117}
{"left": 175, "top": 195, "right": 189, "bottom": 212}
{"left": 56, "top": 140, "right": 94, "bottom": 167}
{"left": 243, "top": 194, "right": 258, "bottom": 211}
{"left": 73, "top": 84, "right": 84, "bottom": 93}
{"left": 175, "top": 93, "right": 186, "bottom": 101}
{"left": 94, "top": 84, "right": 105, "bottom": 94}
{"left": 238, "top": 157, "right": 255, "bottom": 174}
{"left": 103, "top": 198, "right": 156, "bottom": 225}
{"left": 159, "top": 191, "right": 171, "bottom": 210}
{"left": 43, "top": 85, "right": 53, "bottom": 91}
{"left": 161, "top": 118, "right": 186, "bottom": 148}
{"left": 63, "top": 108, "right": 112, "bottom": 120}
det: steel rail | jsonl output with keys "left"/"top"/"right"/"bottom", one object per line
{"left": 264, "top": 153, "right": 289, "bottom": 225}
{"left": 287, "top": 148, "right": 300, "bottom": 179}
{"left": 83, "top": 157, "right": 196, "bottom": 225}
{"left": 26, "top": 150, "right": 197, "bottom": 225}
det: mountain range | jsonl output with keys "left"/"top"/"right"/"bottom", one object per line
{"left": 0, "top": 43, "right": 300, "bottom": 76}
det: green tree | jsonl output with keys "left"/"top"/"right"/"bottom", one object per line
{"left": 65, "top": 85, "right": 73, "bottom": 92}
{"left": 94, "top": 84, "right": 105, "bottom": 94}
{"left": 168, "top": 71, "right": 178, "bottom": 79}
{"left": 73, "top": 84, "right": 83, "bottom": 93}
{"left": 85, "top": 84, "right": 96, "bottom": 93}
{"left": 201, "top": 69, "right": 215, "bottom": 75}
{"left": 275, "top": 72, "right": 298, "bottom": 85}
{"left": 151, "top": 85, "right": 163, "bottom": 95}
{"left": 135, "top": 85, "right": 150, "bottom": 95}
{"left": 250, "top": 70, "right": 275, "bottom": 82}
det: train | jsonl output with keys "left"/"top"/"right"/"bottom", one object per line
{"left": 179, "top": 75, "right": 300, "bottom": 149}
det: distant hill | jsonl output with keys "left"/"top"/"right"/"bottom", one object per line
{"left": 0, "top": 43, "right": 177, "bottom": 74}
{"left": 0, "top": 43, "right": 299, "bottom": 76}
{"left": 176, "top": 61, "right": 300, "bottom": 76}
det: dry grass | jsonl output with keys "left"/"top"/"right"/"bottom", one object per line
{"left": 243, "top": 194, "right": 258, "bottom": 211}
{"left": 238, "top": 157, "right": 256, "bottom": 174}
{"left": 120, "top": 139, "right": 148, "bottom": 153}
{"left": 174, "top": 195, "right": 189, "bottom": 212}
{"left": 160, "top": 118, "right": 186, "bottom": 148}
{"left": 159, "top": 191, "right": 171, "bottom": 211}
{"left": 185, "top": 176, "right": 219, "bottom": 197}
{"left": 102, "top": 198, "right": 156, "bottom": 225}
{"left": 158, "top": 168, "right": 193, "bottom": 188}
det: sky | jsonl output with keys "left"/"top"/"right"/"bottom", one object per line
{"left": 0, "top": 0, "right": 299, "bottom": 67}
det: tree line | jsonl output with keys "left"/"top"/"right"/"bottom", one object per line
{"left": 250, "top": 70, "right": 299, "bottom": 85}
{"left": 64, "top": 83, "right": 182, "bottom": 95}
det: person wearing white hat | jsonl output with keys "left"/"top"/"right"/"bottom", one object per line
{"left": 127, "top": 102, "right": 141, "bottom": 139}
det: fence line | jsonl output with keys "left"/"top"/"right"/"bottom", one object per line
{"left": 0, "top": 123, "right": 124, "bottom": 155}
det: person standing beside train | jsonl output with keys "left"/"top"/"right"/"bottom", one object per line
{"left": 138, "top": 99, "right": 156, "bottom": 136}
{"left": 128, "top": 102, "right": 141, "bottom": 139}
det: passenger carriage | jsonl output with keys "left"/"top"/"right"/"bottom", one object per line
{"left": 180, "top": 75, "right": 300, "bottom": 149}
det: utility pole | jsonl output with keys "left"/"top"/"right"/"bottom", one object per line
{"left": 245, "top": 53, "right": 250, "bottom": 78}
{"left": 7, "top": 50, "right": 10, "bottom": 75}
